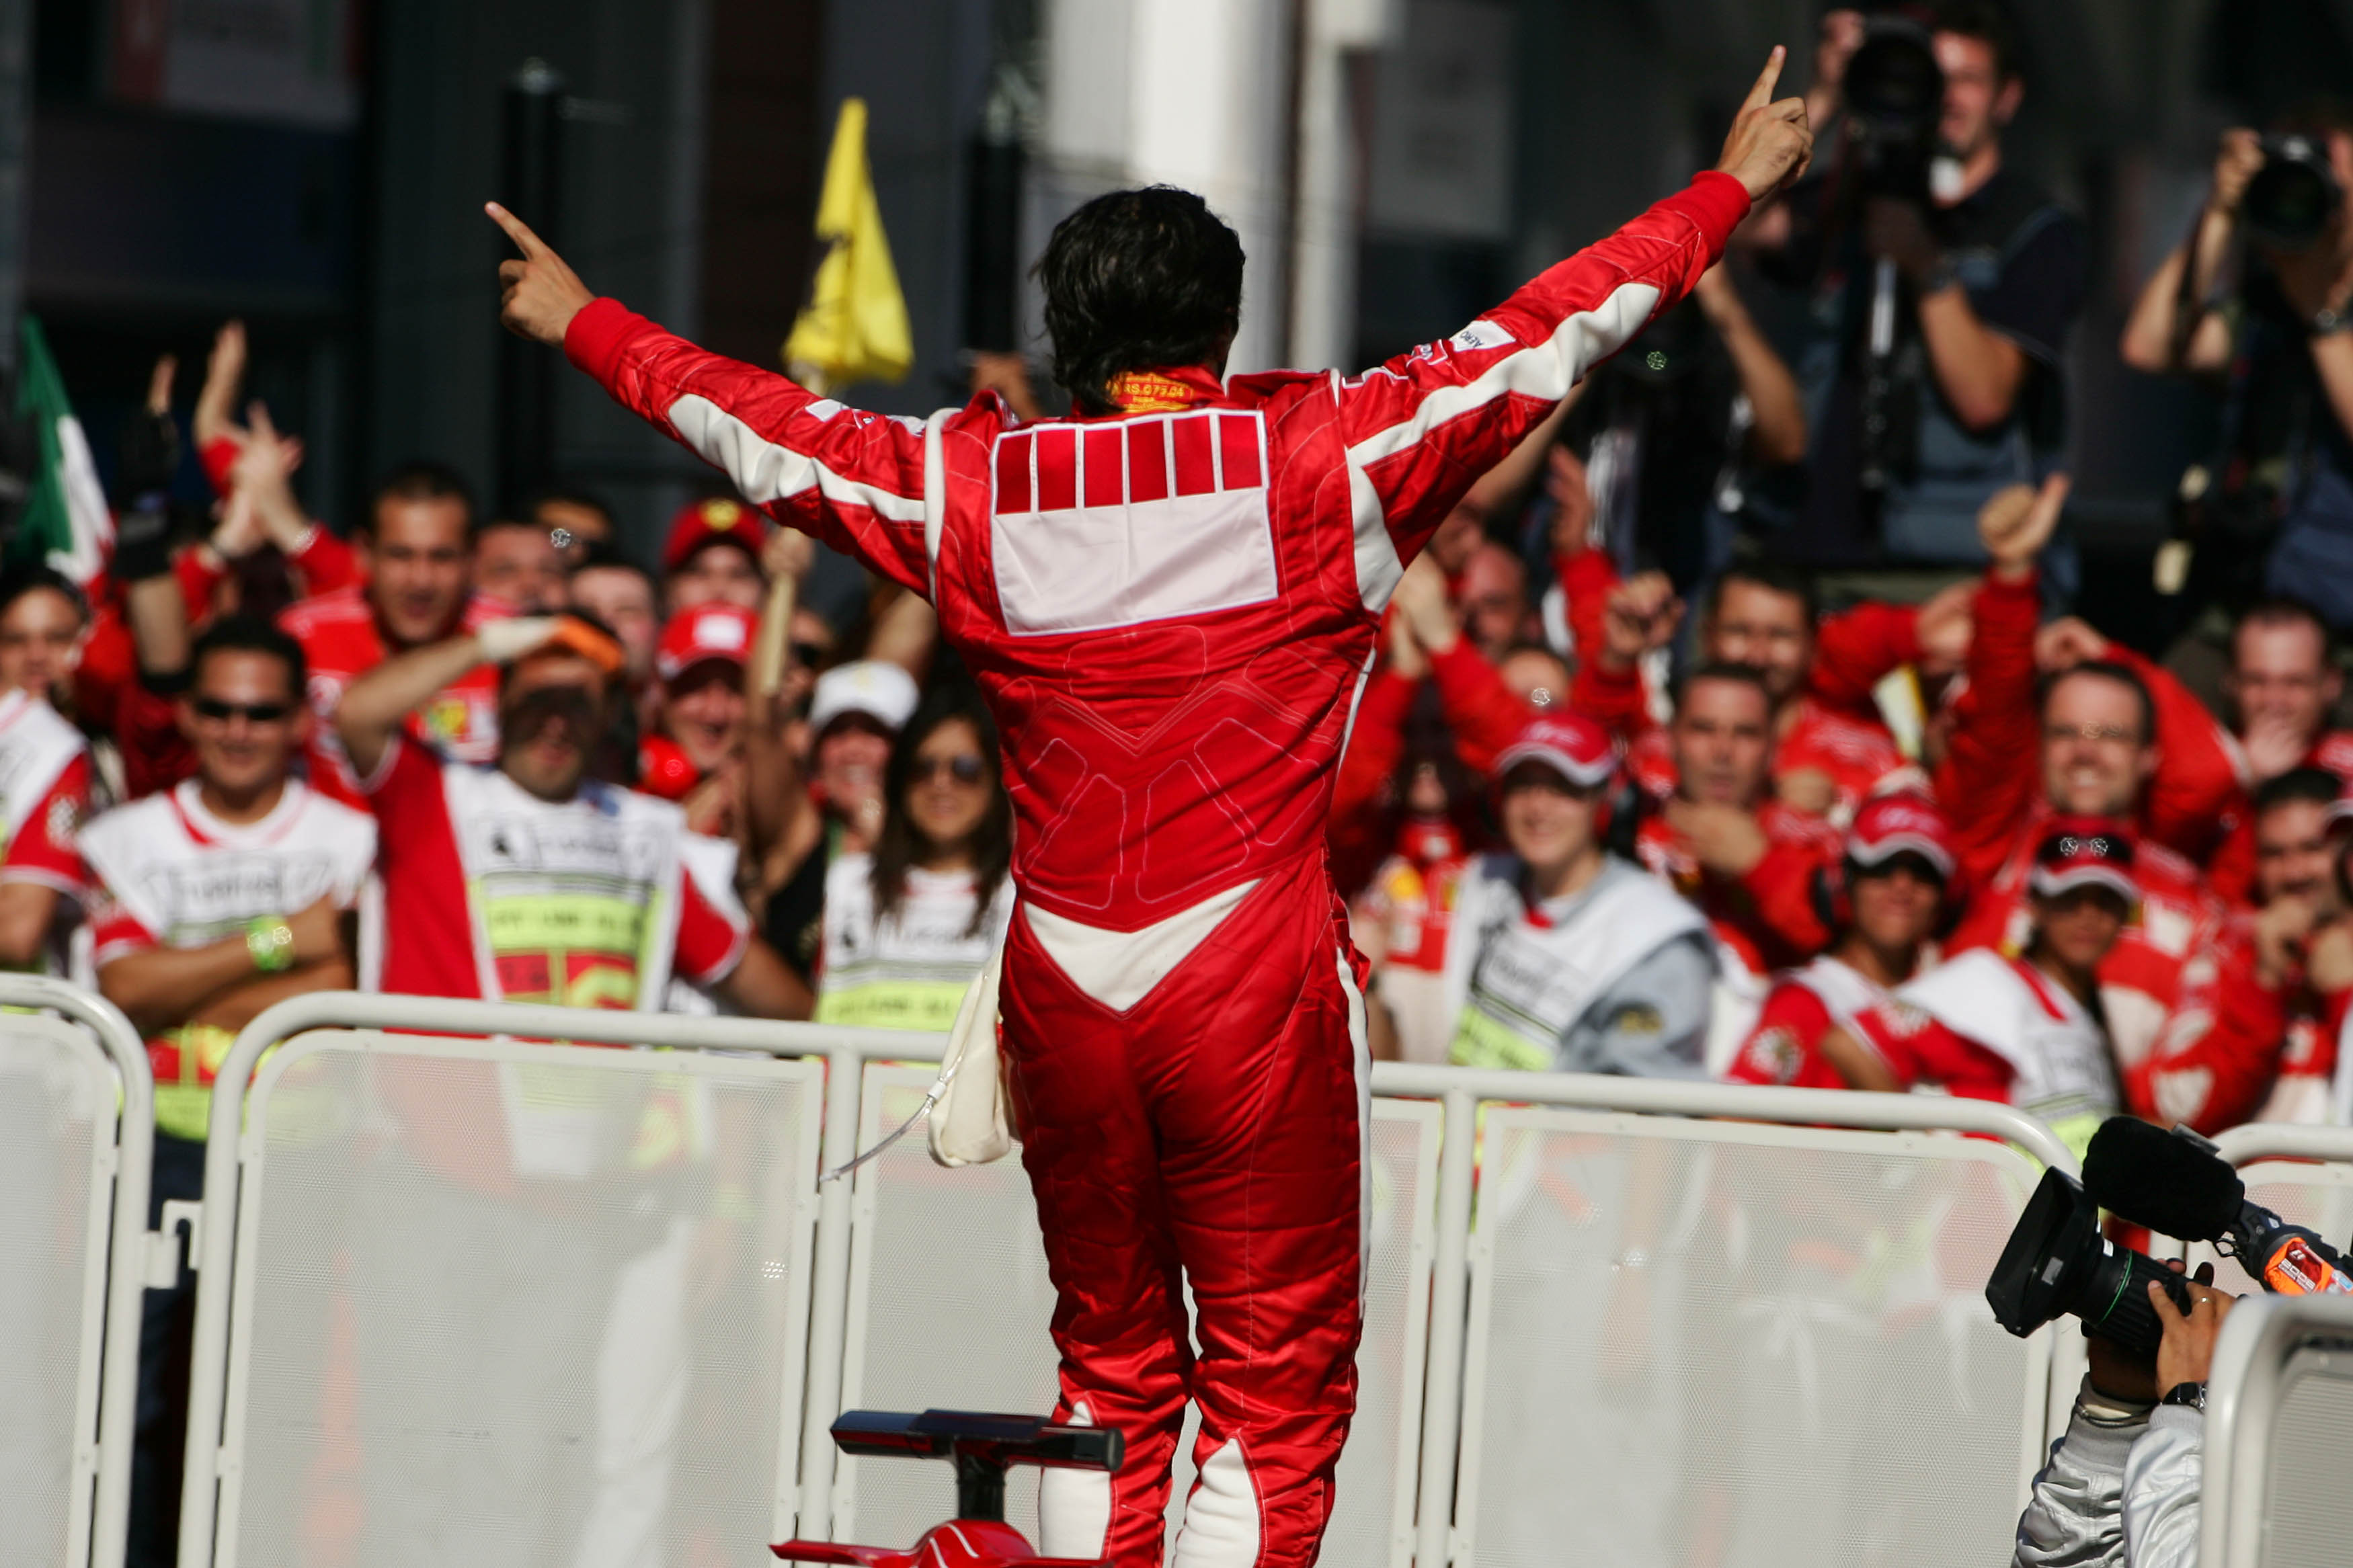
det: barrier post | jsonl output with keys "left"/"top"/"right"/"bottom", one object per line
{"left": 797, "top": 1032, "right": 867, "bottom": 1539}
{"left": 1411, "top": 1087, "right": 1476, "bottom": 1568}
{"left": 0, "top": 975, "right": 153, "bottom": 1568}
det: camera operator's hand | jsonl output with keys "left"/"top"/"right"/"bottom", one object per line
{"left": 1977, "top": 474, "right": 2070, "bottom": 583}
{"left": 2208, "top": 128, "right": 2264, "bottom": 222}
{"left": 1715, "top": 48, "right": 1814, "bottom": 204}
{"left": 489, "top": 203, "right": 594, "bottom": 347}
{"left": 1864, "top": 198, "right": 1944, "bottom": 287}
{"left": 2151, "top": 1265, "right": 2237, "bottom": 1397}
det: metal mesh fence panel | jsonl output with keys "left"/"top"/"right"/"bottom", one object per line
{"left": 834, "top": 1065, "right": 1435, "bottom": 1567}
{"left": 2262, "top": 1345, "right": 2353, "bottom": 1568}
{"left": 211, "top": 1031, "right": 821, "bottom": 1568}
{"left": 1455, "top": 1110, "right": 2046, "bottom": 1568}
{"left": 0, "top": 1017, "right": 116, "bottom": 1568}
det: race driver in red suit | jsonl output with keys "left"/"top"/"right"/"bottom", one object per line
{"left": 491, "top": 53, "right": 1811, "bottom": 1568}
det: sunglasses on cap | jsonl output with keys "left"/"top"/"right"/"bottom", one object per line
{"left": 192, "top": 696, "right": 293, "bottom": 724}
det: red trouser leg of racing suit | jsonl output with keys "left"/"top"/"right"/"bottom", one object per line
{"left": 1002, "top": 853, "right": 1369, "bottom": 1568}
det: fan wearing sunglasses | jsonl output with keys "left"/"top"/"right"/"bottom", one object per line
{"left": 813, "top": 686, "right": 1012, "bottom": 1032}
{"left": 75, "top": 615, "right": 377, "bottom": 1564}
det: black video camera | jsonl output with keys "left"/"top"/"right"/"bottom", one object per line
{"left": 2244, "top": 134, "right": 2345, "bottom": 253}
{"left": 1841, "top": 16, "right": 1946, "bottom": 203}
{"left": 1987, "top": 1118, "right": 2353, "bottom": 1353}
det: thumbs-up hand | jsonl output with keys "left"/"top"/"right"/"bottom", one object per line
{"left": 1714, "top": 47, "right": 1814, "bottom": 202}
{"left": 487, "top": 202, "right": 594, "bottom": 347}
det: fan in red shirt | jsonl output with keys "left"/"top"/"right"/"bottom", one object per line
{"left": 1632, "top": 661, "right": 1843, "bottom": 979}
{"left": 2202, "top": 600, "right": 2353, "bottom": 904}
{"left": 2207, "top": 768, "right": 2353, "bottom": 1125}
{"left": 0, "top": 569, "right": 99, "bottom": 972}
{"left": 1727, "top": 792, "right": 1958, "bottom": 1089}
{"left": 280, "top": 462, "right": 511, "bottom": 807}
{"left": 1936, "top": 477, "right": 2272, "bottom": 1135}
{"left": 1821, "top": 820, "right": 2139, "bottom": 1158}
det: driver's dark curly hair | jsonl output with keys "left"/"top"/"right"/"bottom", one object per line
{"left": 1034, "top": 186, "right": 1245, "bottom": 415}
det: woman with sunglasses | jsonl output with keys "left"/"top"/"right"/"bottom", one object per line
{"left": 813, "top": 686, "right": 1013, "bottom": 1030}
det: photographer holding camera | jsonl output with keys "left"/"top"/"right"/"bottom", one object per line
{"left": 2122, "top": 109, "right": 2353, "bottom": 626}
{"left": 1759, "top": 3, "right": 2087, "bottom": 579}
{"left": 2013, "top": 1262, "right": 2235, "bottom": 1568}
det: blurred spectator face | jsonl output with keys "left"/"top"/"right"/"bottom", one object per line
{"left": 2030, "top": 886, "right": 2128, "bottom": 973}
{"left": 1708, "top": 581, "right": 1812, "bottom": 704}
{"left": 816, "top": 716, "right": 894, "bottom": 818}
{"left": 1933, "top": 30, "right": 2018, "bottom": 166}
{"left": 366, "top": 495, "right": 471, "bottom": 647}
{"left": 1459, "top": 544, "right": 1529, "bottom": 661}
{"left": 1670, "top": 675, "right": 1771, "bottom": 807}
{"left": 2040, "top": 671, "right": 2153, "bottom": 817}
{"left": 664, "top": 665, "right": 748, "bottom": 775}
{"left": 905, "top": 716, "right": 996, "bottom": 852}
{"left": 499, "top": 649, "right": 609, "bottom": 802}
{"left": 1849, "top": 858, "right": 1943, "bottom": 953}
{"left": 1498, "top": 764, "right": 1603, "bottom": 875}
{"left": 1498, "top": 647, "right": 1570, "bottom": 711}
{"left": 666, "top": 540, "right": 763, "bottom": 614}
{"left": 180, "top": 647, "right": 307, "bottom": 801}
{"left": 2255, "top": 798, "right": 2341, "bottom": 915}
{"left": 0, "top": 586, "right": 85, "bottom": 700}
{"left": 571, "top": 565, "right": 660, "bottom": 688}
{"left": 2229, "top": 616, "right": 2338, "bottom": 749}
{"left": 473, "top": 522, "right": 567, "bottom": 614}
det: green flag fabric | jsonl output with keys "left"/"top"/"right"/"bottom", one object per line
{"left": 13, "top": 317, "right": 112, "bottom": 586}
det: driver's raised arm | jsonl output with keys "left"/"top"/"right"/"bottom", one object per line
{"left": 487, "top": 202, "right": 934, "bottom": 599}
{"left": 1335, "top": 47, "right": 1812, "bottom": 575}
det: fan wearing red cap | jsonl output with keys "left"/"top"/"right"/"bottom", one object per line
{"left": 637, "top": 604, "right": 756, "bottom": 826}
{"left": 1728, "top": 793, "right": 1958, "bottom": 1090}
{"left": 1444, "top": 713, "right": 1718, "bottom": 1078}
{"left": 661, "top": 497, "right": 768, "bottom": 614}
{"left": 1819, "top": 815, "right": 2137, "bottom": 1159}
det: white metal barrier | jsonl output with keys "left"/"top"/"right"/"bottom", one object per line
{"left": 2202, "top": 1292, "right": 2353, "bottom": 1567}
{"left": 1373, "top": 1065, "right": 2075, "bottom": 1568}
{"left": 111, "top": 988, "right": 2089, "bottom": 1568}
{"left": 171, "top": 994, "right": 916, "bottom": 1568}
{"left": 0, "top": 976, "right": 158, "bottom": 1568}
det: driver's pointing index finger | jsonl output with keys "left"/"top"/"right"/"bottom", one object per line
{"left": 485, "top": 202, "right": 547, "bottom": 259}
{"left": 1743, "top": 45, "right": 1786, "bottom": 114}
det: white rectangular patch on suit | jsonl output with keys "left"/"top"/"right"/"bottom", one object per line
{"left": 989, "top": 410, "right": 1278, "bottom": 636}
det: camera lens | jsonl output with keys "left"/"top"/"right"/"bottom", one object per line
{"left": 2246, "top": 138, "right": 2344, "bottom": 252}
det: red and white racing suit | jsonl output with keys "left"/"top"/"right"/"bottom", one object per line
{"left": 565, "top": 170, "right": 1751, "bottom": 1568}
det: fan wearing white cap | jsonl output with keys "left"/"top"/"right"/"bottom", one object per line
{"left": 1728, "top": 792, "right": 1957, "bottom": 1090}
{"left": 758, "top": 659, "right": 922, "bottom": 981}
{"left": 1820, "top": 814, "right": 2137, "bottom": 1159}
{"left": 1444, "top": 712, "right": 1716, "bottom": 1078}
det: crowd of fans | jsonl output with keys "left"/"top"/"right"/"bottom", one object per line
{"left": 3, "top": 5, "right": 2348, "bottom": 1559}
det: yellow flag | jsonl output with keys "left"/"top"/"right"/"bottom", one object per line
{"left": 784, "top": 99, "right": 914, "bottom": 394}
